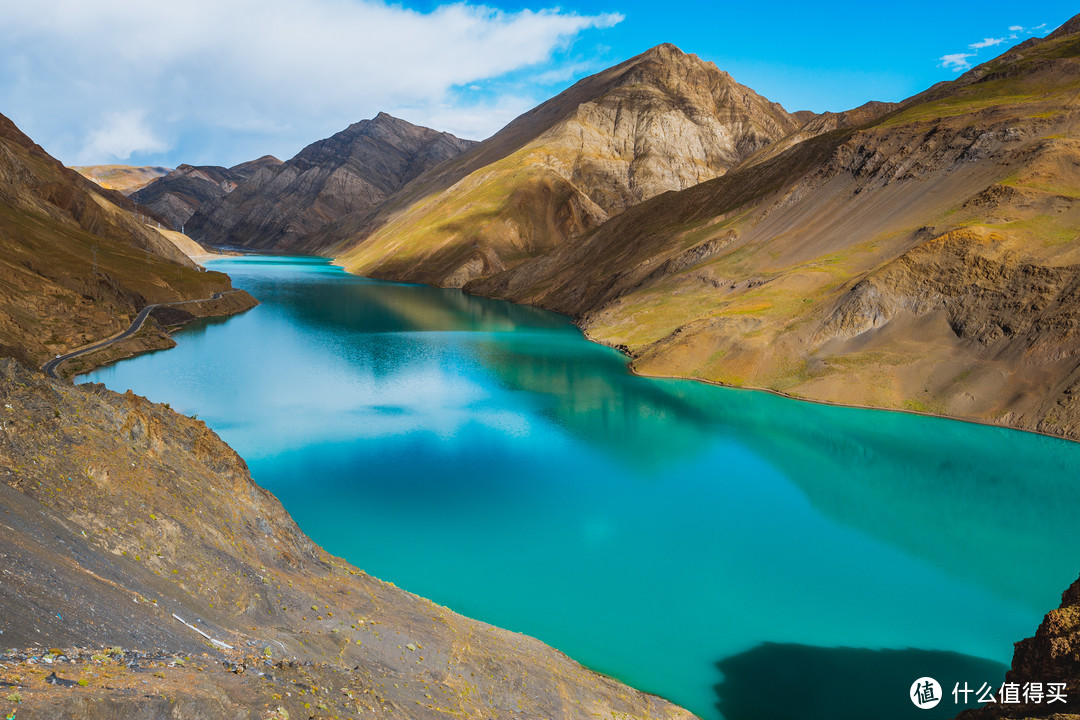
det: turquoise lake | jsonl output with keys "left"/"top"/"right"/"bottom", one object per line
{"left": 83, "top": 256, "right": 1080, "bottom": 720}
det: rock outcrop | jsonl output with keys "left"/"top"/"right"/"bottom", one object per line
{"left": 185, "top": 113, "right": 476, "bottom": 251}
{"left": 956, "top": 574, "right": 1080, "bottom": 718}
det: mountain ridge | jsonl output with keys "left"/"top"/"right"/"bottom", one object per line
{"left": 185, "top": 113, "right": 476, "bottom": 250}
{"left": 309, "top": 43, "right": 810, "bottom": 286}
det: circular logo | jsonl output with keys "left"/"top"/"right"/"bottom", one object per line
{"left": 911, "top": 677, "right": 942, "bottom": 709}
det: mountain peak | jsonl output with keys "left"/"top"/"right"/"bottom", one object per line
{"left": 229, "top": 154, "right": 282, "bottom": 177}
{"left": 1048, "top": 12, "right": 1080, "bottom": 39}
{"left": 642, "top": 42, "right": 686, "bottom": 58}
{"left": 625, "top": 42, "right": 739, "bottom": 88}
{"left": 348, "top": 112, "right": 430, "bottom": 138}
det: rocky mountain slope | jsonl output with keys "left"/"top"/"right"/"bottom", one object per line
{"left": 0, "top": 112, "right": 255, "bottom": 369}
{"left": 465, "top": 15, "right": 1080, "bottom": 441}
{"left": 70, "top": 165, "right": 170, "bottom": 195}
{"left": 0, "top": 357, "right": 693, "bottom": 720}
{"left": 314, "top": 44, "right": 808, "bottom": 287}
{"left": 957, "top": 573, "right": 1080, "bottom": 719}
{"left": 185, "top": 113, "right": 476, "bottom": 251}
{"left": 131, "top": 155, "right": 282, "bottom": 231}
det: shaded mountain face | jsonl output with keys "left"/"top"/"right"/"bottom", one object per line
{"left": 70, "top": 164, "right": 170, "bottom": 195}
{"left": 185, "top": 113, "right": 476, "bottom": 250}
{"left": 466, "top": 15, "right": 1080, "bottom": 441}
{"left": 131, "top": 155, "right": 282, "bottom": 231}
{"left": 0, "top": 112, "right": 252, "bottom": 367}
{"left": 324, "top": 43, "right": 807, "bottom": 287}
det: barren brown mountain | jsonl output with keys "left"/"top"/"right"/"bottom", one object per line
{"left": 185, "top": 113, "right": 476, "bottom": 251}
{"left": 466, "top": 17, "right": 1080, "bottom": 442}
{"left": 313, "top": 44, "right": 809, "bottom": 286}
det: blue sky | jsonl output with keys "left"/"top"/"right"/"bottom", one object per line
{"left": 0, "top": 1, "right": 1074, "bottom": 168}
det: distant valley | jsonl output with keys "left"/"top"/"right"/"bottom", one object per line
{"left": 71, "top": 164, "right": 170, "bottom": 195}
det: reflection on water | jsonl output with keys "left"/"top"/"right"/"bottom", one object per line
{"left": 82, "top": 256, "right": 1080, "bottom": 720}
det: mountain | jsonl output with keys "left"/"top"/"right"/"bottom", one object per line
{"left": 466, "top": 16, "right": 1080, "bottom": 440}
{"left": 131, "top": 155, "right": 282, "bottom": 231}
{"left": 70, "top": 164, "right": 170, "bottom": 195}
{"left": 185, "top": 113, "right": 476, "bottom": 250}
{"left": 313, "top": 44, "right": 808, "bottom": 287}
{"left": 0, "top": 111, "right": 254, "bottom": 368}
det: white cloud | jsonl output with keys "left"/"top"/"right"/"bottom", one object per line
{"left": 530, "top": 60, "right": 605, "bottom": 85}
{"left": 1007, "top": 23, "right": 1051, "bottom": 36}
{"left": 389, "top": 93, "right": 539, "bottom": 141}
{"left": 940, "top": 19, "right": 1055, "bottom": 76}
{"left": 0, "top": 0, "right": 622, "bottom": 165}
{"left": 82, "top": 110, "right": 168, "bottom": 161}
{"left": 940, "top": 53, "right": 975, "bottom": 72}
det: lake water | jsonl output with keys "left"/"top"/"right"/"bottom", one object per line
{"left": 83, "top": 256, "right": 1080, "bottom": 720}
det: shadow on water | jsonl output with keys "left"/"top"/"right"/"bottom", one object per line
{"left": 714, "top": 643, "right": 1007, "bottom": 720}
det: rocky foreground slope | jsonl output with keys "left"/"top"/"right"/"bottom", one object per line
{"left": 0, "top": 112, "right": 256, "bottom": 370}
{"left": 463, "top": 16, "right": 1080, "bottom": 442}
{"left": 0, "top": 358, "right": 692, "bottom": 720}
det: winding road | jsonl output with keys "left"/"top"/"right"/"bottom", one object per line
{"left": 42, "top": 290, "right": 238, "bottom": 380}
